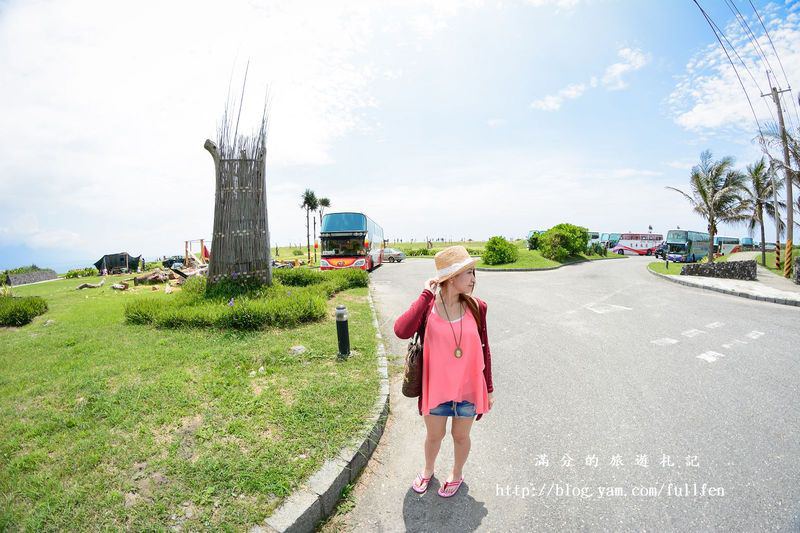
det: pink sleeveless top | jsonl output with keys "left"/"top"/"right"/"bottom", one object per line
{"left": 420, "top": 304, "right": 490, "bottom": 415}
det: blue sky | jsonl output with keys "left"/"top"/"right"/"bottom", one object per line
{"left": 1, "top": 0, "right": 799, "bottom": 271}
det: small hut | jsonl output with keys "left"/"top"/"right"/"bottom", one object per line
{"left": 94, "top": 253, "right": 143, "bottom": 274}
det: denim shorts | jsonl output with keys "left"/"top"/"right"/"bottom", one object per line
{"left": 429, "top": 400, "right": 476, "bottom": 418}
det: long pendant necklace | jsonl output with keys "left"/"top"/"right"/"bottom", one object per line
{"left": 440, "top": 294, "right": 464, "bottom": 358}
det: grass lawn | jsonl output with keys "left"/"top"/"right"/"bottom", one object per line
{"left": 759, "top": 249, "right": 799, "bottom": 276}
{"left": 0, "top": 273, "right": 379, "bottom": 530}
{"left": 476, "top": 248, "right": 625, "bottom": 269}
{"left": 648, "top": 261, "right": 682, "bottom": 275}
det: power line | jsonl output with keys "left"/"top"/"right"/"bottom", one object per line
{"left": 700, "top": 2, "right": 776, "bottom": 124}
{"left": 748, "top": 0, "right": 800, "bottom": 127}
{"left": 692, "top": 0, "right": 766, "bottom": 138}
{"left": 724, "top": 0, "right": 775, "bottom": 75}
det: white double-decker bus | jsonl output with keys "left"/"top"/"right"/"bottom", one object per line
{"left": 610, "top": 233, "right": 663, "bottom": 256}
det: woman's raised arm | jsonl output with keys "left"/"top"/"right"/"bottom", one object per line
{"left": 393, "top": 289, "right": 435, "bottom": 339}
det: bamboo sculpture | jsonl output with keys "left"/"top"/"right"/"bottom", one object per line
{"left": 204, "top": 93, "right": 271, "bottom": 286}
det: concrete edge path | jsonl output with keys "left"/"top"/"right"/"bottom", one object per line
{"left": 647, "top": 268, "right": 800, "bottom": 307}
{"left": 255, "top": 291, "right": 391, "bottom": 533}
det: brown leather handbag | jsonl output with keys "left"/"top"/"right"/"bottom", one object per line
{"left": 402, "top": 331, "right": 424, "bottom": 398}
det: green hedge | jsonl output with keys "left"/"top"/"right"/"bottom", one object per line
{"left": 124, "top": 268, "right": 368, "bottom": 330}
{"left": 0, "top": 296, "right": 48, "bottom": 326}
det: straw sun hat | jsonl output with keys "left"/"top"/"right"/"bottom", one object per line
{"left": 434, "top": 245, "right": 478, "bottom": 283}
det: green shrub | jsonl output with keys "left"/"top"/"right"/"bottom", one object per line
{"left": 482, "top": 236, "right": 519, "bottom": 265}
{"left": 0, "top": 296, "right": 48, "bottom": 326}
{"left": 527, "top": 233, "right": 540, "bottom": 250}
{"left": 65, "top": 267, "right": 97, "bottom": 278}
{"left": 125, "top": 268, "right": 368, "bottom": 331}
{"left": 292, "top": 249, "right": 304, "bottom": 256}
{"left": 587, "top": 242, "right": 607, "bottom": 256}
{"left": 203, "top": 276, "right": 263, "bottom": 300}
{"left": 273, "top": 268, "right": 325, "bottom": 287}
{"left": 1, "top": 264, "right": 42, "bottom": 276}
{"left": 540, "top": 224, "right": 590, "bottom": 261}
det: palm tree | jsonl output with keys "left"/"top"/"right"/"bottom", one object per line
{"left": 741, "top": 158, "right": 786, "bottom": 266}
{"left": 315, "top": 197, "right": 330, "bottom": 263}
{"left": 666, "top": 150, "right": 751, "bottom": 263}
{"left": 300, "top": 189, "right": 318, "bottom": 263}
{"left": 318, "top": 197, "right": 331, "bottom": 229}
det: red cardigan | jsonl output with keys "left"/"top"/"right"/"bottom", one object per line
{"left": 394, "top": 289, "right": 494, "bottom": 421}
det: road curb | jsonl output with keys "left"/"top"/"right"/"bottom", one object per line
{"left": 647, "top": 267, "right": 800, "bottom": 308}
{"left": 258, "top": 290, "right": 391, "bottom": 533}
{"left": 476, "top": 256, "right": 624, "bottom": 272}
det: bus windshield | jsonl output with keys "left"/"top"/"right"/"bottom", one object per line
{"left": 321, "top": 236, "right": 366, "bottom": 256}
{"left": 667, "top": 230, "right": 688, "bottom": 242}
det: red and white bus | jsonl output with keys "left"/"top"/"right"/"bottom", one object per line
{"left": 319, "top": 212, "right": 385, "bottom": 271}
{"left": 611, "top": 233, "right": 663, "bottom": 256}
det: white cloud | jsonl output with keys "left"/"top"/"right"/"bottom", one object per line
{"left": 668, "top": 4, "right": 800, "bottom": 134}
{"left": 601, "top": 47, "right": 649, "bottom": 90}
{"left": 487, "top": 118, "right": 508, "bottom": 127}
{"left": 530, "top": 47, "right": 648, "bottom": 111}
{"left": 531, "top": 83, "right": 587, "bottom": 111}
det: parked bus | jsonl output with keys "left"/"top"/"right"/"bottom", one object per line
{"left": 666, "top": 229, "right": 710, "bottom": 263}
{"left": 611, "top": 233, "right": 663, "bottom": 255}
{"left": 319, "top": 212, "right": 384, "bottom": 271}
{"left": 739, "top": 237, "right": 754, "bottom": 251}
{"left": 713, "top": 236, "right": 740, "bottom": 255}
{"left": 600, "top": 232, "right": 621, "bottom": 249}
{"left": 588, "top": 231, "right": 600, "bottom": 246}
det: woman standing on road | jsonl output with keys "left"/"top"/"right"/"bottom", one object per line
{"left": 394, "top": 245, "right": 495, "bottom": 498}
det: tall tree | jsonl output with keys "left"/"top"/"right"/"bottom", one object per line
{"left": 300, "top": 189, "right": 318, "bottom": 263}
{"left": 666, "top": 150, "right": 751, "bottom": 263}
{"left": 741, "top": 158, "right": 786, "bottom": 266}
{"left": 316, "top": 197, "right": 330, "bottom": 264}
{"left": 318, "top": 197, "right": 331, "bottom": 229}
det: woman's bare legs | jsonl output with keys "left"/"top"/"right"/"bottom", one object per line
{"left": 421, "top": 414, "right": 447, "bottom": 477}
{"left": 449, "top": 416, "right": 474, "bottom": 482}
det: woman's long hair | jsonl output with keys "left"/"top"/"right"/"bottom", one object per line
{"left": 441, "top": 280, "right": 481, "bottom": 325}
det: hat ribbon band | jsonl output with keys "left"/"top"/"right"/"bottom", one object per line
{"left": 437, "top": 257, "right": 474, "bottom": 278}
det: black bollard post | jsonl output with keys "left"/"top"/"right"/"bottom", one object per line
{"left": 336, "top": 305, "right": 350, "bottom": 359}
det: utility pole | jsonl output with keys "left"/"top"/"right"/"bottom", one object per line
{"left": 770, "top": 170, "right": 781, "bottom": 271}
{"left": 761, "top": 83, "right": 794, "bottom": 277}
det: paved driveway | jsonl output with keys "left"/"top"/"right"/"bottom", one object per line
{"left": 339, "top": 256, "right": 799, "bottom": 531}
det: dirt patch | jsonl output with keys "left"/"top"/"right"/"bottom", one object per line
{"left": 151, "top": 414, "right": 204, "bottom": 455}
{"left": 259, "top": 423, "right": 283, "bottom": 441}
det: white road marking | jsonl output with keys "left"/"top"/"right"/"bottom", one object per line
{"left": 705, "top": 322, "right": 724, "bottom": 329}
{"left": 745, "top": 331, "right": 765, "bottom": 340}
{"left": 651, "top": 338, "right": 679, "bottom": 346}
{"left": 681, "top": 329, "right": 707, "bottom": 338}
{"left": 722, "top": 339, "right": 749, "bottom": 349}
{"left": 584, "top": 303, "right": 633, "bottom": 314}
{"left": 697, "top": 351, "right": 725, "bottom": 363}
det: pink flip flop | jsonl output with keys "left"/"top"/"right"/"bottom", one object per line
{"left": 437, "top": 476, "right": 464, "bottom": 498}
{"left": 412, "top": 472, "right": 434, "bottom": 494}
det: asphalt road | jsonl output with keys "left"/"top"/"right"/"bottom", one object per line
{"left": 339, "top": 256, "right": 799, "bottom": 532}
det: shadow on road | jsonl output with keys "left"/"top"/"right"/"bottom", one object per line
{"left": 402, "top": 480, "right": 488, "bottom": 532}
